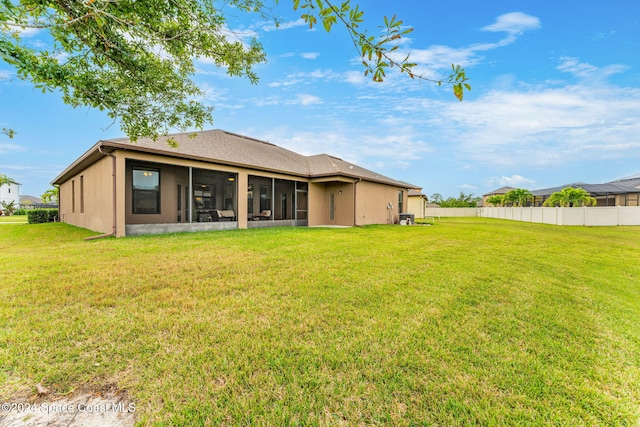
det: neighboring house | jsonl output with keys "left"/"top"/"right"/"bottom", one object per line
{"left": 610, "top": 173, "right": 640, "bottom": 189}
{"left": 52, "top": 130, "right": 416, "bottom": 237}
{"left": 481, "top": 186, "right": 515, "bottom": 206}
{"left": 20, "top": 195, "right": 58, "bottom": 209}
{"left": 482, "top": 175, "right": 640, "bottom": 207}
{"left": 407, "top": 189, "right": 428, "bottom": 218}
{"left": 20, "top": 195, "right": 42, "bottom": 206}
{"left": 531, "top": 180, "right": 640, "bottom": 207}
{"left": 0, "top": 178, "right": 21, "bottom": 210}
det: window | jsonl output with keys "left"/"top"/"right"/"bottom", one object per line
{"left": 398, "top": 190, "right": 404, "bottom": 213}
{"left": 72, "top": 180, "right": 75, "bottom": 213}
{"left": 133, "top": 167, "right": 160, "bottom": 214}
{"left": 80, "top": 175, "right": 84, "bottom": 213}
{"left": 329, "top": 192, "right": 335, "bottom": 221}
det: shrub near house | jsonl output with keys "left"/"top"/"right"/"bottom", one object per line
{"left": 27, "top": 209, "right": 59, "bottom": 224}
{"left": 1, "top": 200, "right": 16, "bottom": 215}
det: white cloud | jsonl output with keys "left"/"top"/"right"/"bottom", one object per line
{"left": 557, "top": 56, "right": 628, "bottom": 80}
{"left": 383, "top": 12, "right": 541, "bottom": 76}
{"left": 481, "top": 12, "right": 541, "bottom": 35}
{"left": 301, "top": 52, "right": 320, "bottom": 60}
{"left": 308, "top": 69, "right": 334, "bottom": 79}
{"left": 268, "top": 73, "right": 304, "bottom": 88}
{"left": 253, "top": 96, "right": 283, "bottom": 107}
{"left": 268, "top": 69, "right": 340, "bottom": 88}
{"left": 433, "top": 73, "right": 640, "bottom": 168}
{"left": 7, "top": 25, "right": 41, "bottom": 38}
{"left": 0, "top": 143, "right": 27, "bottom": 155}
{"left": 279, "top": 52, "right": 319, "bottom": 60}
{"left": 342, "top": 71, "right": 366, "bottom": 85}
{"left": 353, "top": 56, "right": 640, "bottom": 175}
{"left": 402, "top": 45, "right": 480, "bottom": 72}
{"left": 255, "top": 125, "right": 433, "bottom": 174}
{"left": 197, "top": 82, "right": 231, "bottom": 103}
{"left": 486, "top": 175, "right": 536, "bottom": 188}
{"left": 294, "top": 94, "right": 322, "bottom": 106}
{"left": 258, "top": 18, "right": 307, "bottom": 32}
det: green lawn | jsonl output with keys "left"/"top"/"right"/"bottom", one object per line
{"left": 1, "top": 218, "right": 639, "bottom": 425}
{"left": 0, "top": 214, "right": 27, "bottom": 223}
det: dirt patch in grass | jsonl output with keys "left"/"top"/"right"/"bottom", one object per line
{"left": 1, "top": 385, "right": 135, "bottom": 427}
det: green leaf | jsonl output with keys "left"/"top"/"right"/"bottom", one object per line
{"left": 322, "top": 16, "right": 337, "bottom": 32}
{"left": 1, "top": 128, "right": 16, "bottom": 138}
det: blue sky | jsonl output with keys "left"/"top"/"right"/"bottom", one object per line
{"left": 2, "top": 0, "right": 640, "bottom": 199}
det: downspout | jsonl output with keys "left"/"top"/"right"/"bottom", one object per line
{"left": 85, "top": 146, "right": 116, "bottom": 240}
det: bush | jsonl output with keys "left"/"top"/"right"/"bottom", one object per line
{"left": 27, "top": 209, "right": 59, "bottom": 224}
{"left": 14, "top": 208, "right": 28, "bottom": 215}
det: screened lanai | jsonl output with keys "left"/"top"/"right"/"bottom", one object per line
{"left": 247, "top": 175, "right": 308, "bottom": 226}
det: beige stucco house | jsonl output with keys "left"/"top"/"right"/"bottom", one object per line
{"left": 407, "top": 189, "right": 428, "bottom": 219}
{"left": 52, "top": 130, "right": 415, "bottom": 237}
{"left": 481, "top": 186, "right": 515, "bottom": 207}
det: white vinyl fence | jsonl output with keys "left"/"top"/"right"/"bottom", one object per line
{"left": 425, "top": 207, "right": 479, "bottom": 218}
{"left": 424, "top": 206, "right": 640, "bottom": 226}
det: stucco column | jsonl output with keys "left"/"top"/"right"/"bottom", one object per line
{"left": 114, "top": 152, "right": 127, "bottom": 237}
{"left": 237, "top": 172, "right": 248, "bottom": 229}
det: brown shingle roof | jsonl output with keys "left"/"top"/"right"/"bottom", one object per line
{"left": 104, "top": 130, "right": 311, "bottom": 176}
{"left": 54, "top": 129, "right": 415, "bottom": 188}
{"left": 483, "top": 186, "right": 516, "bottom": 196}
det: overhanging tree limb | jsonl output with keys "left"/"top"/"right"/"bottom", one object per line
{"left": 0, "top": 0, "right": 470, "bottom": 142}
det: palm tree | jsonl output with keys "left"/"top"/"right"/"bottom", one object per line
{"left": 543, "top": 187, "right": 597, "bottom": 207}
{"left": 485, "top": 194, "right": 504, "bottom": 207}
{"left": 41, "top": 188, "right": 59, "bottom": 204}
{"left": 0, "top": 173, "right": 11, "bottom": 187}
{"left": 504, "top": 188, "right": 534, "bottom": 207}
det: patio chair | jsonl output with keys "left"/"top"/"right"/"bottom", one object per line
{"left": 257, "top": 210, "right": 271, "bottom": 220}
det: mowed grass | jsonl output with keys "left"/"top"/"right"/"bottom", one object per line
{"left": 1, "top": 218, "right": 639, "bottom": 425}
{"left": 0, "top": 214, "right": 27, "bottom": 223}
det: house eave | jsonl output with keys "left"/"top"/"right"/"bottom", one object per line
{"left": 51, "top": 141, "right": 111, "bottom": 186}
